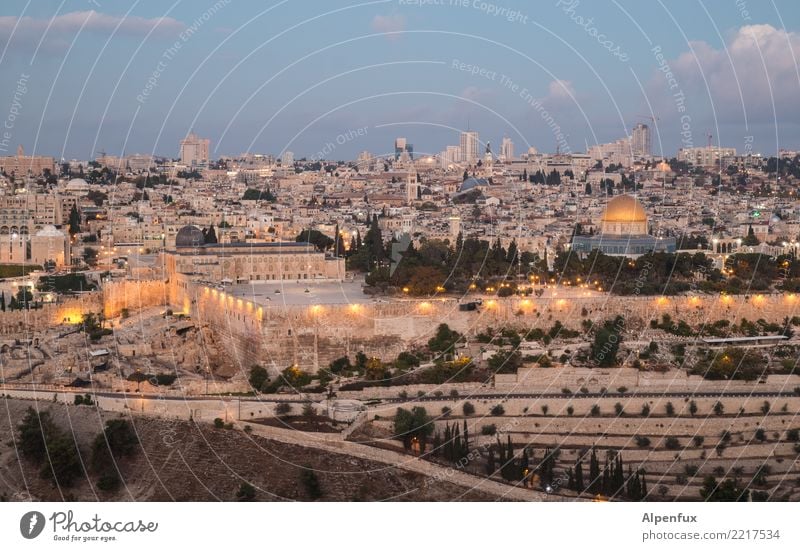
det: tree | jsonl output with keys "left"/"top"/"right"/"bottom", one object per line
{"left": 248, "top": 365, "right": 269, "bottom": 392}
{"left": 300, "top": 466, "right": 322, "bottom": 499}
{"left": 713, "top": 401, "right": 724, "bottom": 415}
{"left": 236, "top": 482, "right": 256, "bottom": 501}
{"left": 90, "top": 419, "right": 139, "bottom": 491}
{"left": 742, "top": 224, "right": 759, "bottom": 246}
{"left": 689, "top": 400, "right": 698, "bottom": 416}
{"left": 700, "top": 476, "right": 749, "bottom": 501}
{"left": 428, "top": 323, "right": 461, "bottom": 354}
{"left": 665, "top": 402, "right": 675, "bottom": 416}
{"left": 17, "top": 407, "right": 58, "bottom": 463}
{"left": 296, "top": 229, "right": 334, "bottom": 252}
{"left": 462, "top": 402, "right": 475, "bottom": 416}
{"left": 68, "top": 204, "right": 81, "bottom": 235}
{"left": 276, "top": 403, "right": 292, "bottom": 416}
{"left": 333, "top": 223, "right": 346, "bottom": 257}
{"left": 393, "top": 407, "right": 434, "bottom": 451}
{"left": 203, "top": 225, "right": 218, "bottom": 244}
{"left": 592, "top": 316, "right": 623, "bottom": 366}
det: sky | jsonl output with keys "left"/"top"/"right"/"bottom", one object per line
{"left": 0, "top": 0, "right": 798, "bottom": 161}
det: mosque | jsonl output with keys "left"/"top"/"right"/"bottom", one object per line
{"left": 570, "top": 194, "right": 676, "bottom": 257}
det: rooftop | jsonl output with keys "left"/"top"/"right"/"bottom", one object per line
{"left": 225, "top": 279, "right": 373, "bottom": 306}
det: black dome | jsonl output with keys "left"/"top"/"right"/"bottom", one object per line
{"left": 175, "top": 225, "right": 204, "bottom": 248}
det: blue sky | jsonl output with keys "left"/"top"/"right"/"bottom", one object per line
{"left": 0, "top": 0, "right": 798, "bottom": 160}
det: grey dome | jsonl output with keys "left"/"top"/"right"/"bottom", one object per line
{"left": 175, "top": 225, "right": 204, "bottom": 248}
{"left": 459, "top": 177, "right": 489, "bottom": 192}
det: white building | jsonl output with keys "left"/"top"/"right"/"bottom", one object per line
{"left": 632, "top": 123, "right": 650, "bottom": 157}
{"left": 460, "top": 131, "right": 479, "bottom": 165}
{"left": 179, "top": 133, "right": 210, "bottom": 166}
{"left": 678, "top": 146, "right": 737, "bottom": 168}
{"left": 500, "top": 137, "right": 514, "bottom": 162}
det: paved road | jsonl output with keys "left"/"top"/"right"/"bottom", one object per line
{"left": 4, "top": 386, "right": 798, "bottom": 403}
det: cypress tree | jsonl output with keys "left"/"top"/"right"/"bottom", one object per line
{"left": 640, "top": 471, "right": 648, "bottom": 500}
{"left": 575, "top": 456, "right": 585, "bottom": 493}
{"left": 462, "top": 420, "right": 469, "bottom": 456}
{"left": 588, "top": 448, "right": 600, "bottom": 493}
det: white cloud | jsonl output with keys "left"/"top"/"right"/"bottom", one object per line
{"left": 0, "top": 10, "right": 185, "bottom": 52}
{"left": 546, "top": 79, "right": 576, "bottom": 101}
{"left": 663, "top": 24, "right": 800, "bottom": 122}
{"left": 370, "top": 14, "right": 406, "bottom": 39}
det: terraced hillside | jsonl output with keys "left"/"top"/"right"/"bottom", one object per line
{"left": 0, "top": 398, "right": 499, "bottom": 502}
{"left": 363, "top": 394, "right": 800, "bottom": 501}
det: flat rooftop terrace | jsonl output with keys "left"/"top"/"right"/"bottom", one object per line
{"left": 224, "top": 280, "right": 375, "bottom": 306}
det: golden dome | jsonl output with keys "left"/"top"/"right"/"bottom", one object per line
{"left": 602, "top": 195, "right": 647, "bottom": 223}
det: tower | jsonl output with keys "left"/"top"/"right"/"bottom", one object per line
{"left": 405, "top": 171, "right": 420, "bottom": 204}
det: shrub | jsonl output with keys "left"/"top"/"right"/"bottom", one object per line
{"left": 541, "top": 405, "right": 549, "bottom": 416}
{"left": 786, "top": 428, "right": 799, "bottom": 442}
{"left": 641, "top": 404, "right": 651, "bottom": 417}
{"left": 213, "top": 418, "right": 225, "bottom": 429}
{"left": 490, "top": 404, "right": 505, "bottom": 416}
{"left": 566, "top": 405, "right": 574, "bottom": 416}
{"left": 579, "top": 387, "right": 589, "bottom": 394}
{"left": 614, "top": 402, "right": 624, "bottom": 416}
{"left": 664, "top": 436, "right": 681, "bottom": 450}
{"left": 481, "top": 424, "right": 497, "bottom": 436}
{"left": 275, "top": 403, "right": 292, "bottom": 416}
{"left": 693, "top": 435, "right": 704, "bottom": 447}
{"left": 665, "top": 402, "right": 675, "bottom": 416}
{"left": 755, "top": 428, "right": 766, "bottom": 442}
{"left": 634, "top": 435, "right": 651, "bottom": 447}
{"left": 300, "top": 466, "right": 322, "bottom": 499}
{"left": 617, "top": 386, "right": 628, "bottom": 393}
{"left": 236, "top": 482, "right": 256, "bottom": 501}
{"left": 441, "top": 406, "right": 452, "bottom": 417}
{"left": 462, "top": 402, "right": 475, "bottom": 416}
{"left": 561, "top": 388, "right": 572, "bottom": 395}
{"left": 590, "top": 404, "right": 601, "bottom": 416}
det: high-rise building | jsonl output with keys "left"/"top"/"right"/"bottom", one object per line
{"left": 460, "top": 131, "right": 479, "bottom": 165}
{"left": 632, "top": 123, "right": 651, "bottom": 157}
{"left": 179, "top": 133, "right": 210, "bottom": 166}
{"left": 500, "top": 137, "right": 514, "bottom": 162}
{"left": 394, "top": 137, "right": 413, "bottom": 160}
{"left": 281, "top": 151, "right": 294, "bottom": 166}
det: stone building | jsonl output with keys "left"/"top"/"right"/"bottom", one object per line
{"left": 571, "top": 194, "right": 676, "bottom": 256}
{"left": 164, "top": 225, "right": 345, "bottom": 283}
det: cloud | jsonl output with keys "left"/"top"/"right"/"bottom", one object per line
{"left": 370, "top": 14, "right": 406, "bottom": 39}
{"left": 0, "top": 10, "right": 185, "bottom": 53}
{"left": 656, "top": 24, "right": 800, "bottom": 124}
{"left": 460, "top": 85, "right": 495, "bottom": 103}
{"left": 546, "top": 79, "right": 576, "bottom": 102}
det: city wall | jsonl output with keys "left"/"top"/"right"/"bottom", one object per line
{"left": 3, "top": 277, "right": 800, "bottom": 376}
{"left": 174, "top": 280, "right": 800, "bottom": 372}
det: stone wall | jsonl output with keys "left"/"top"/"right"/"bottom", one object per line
{"left": 170, "top": 279, "right": 800, "bottom": 372}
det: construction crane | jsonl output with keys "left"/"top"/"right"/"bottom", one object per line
{"left": 636, "top": 114, "right": 660, "bottom": 125}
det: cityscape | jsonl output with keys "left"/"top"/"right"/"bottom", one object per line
{"left": 1, "top": 0, "right": 800, "bottom": 514}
